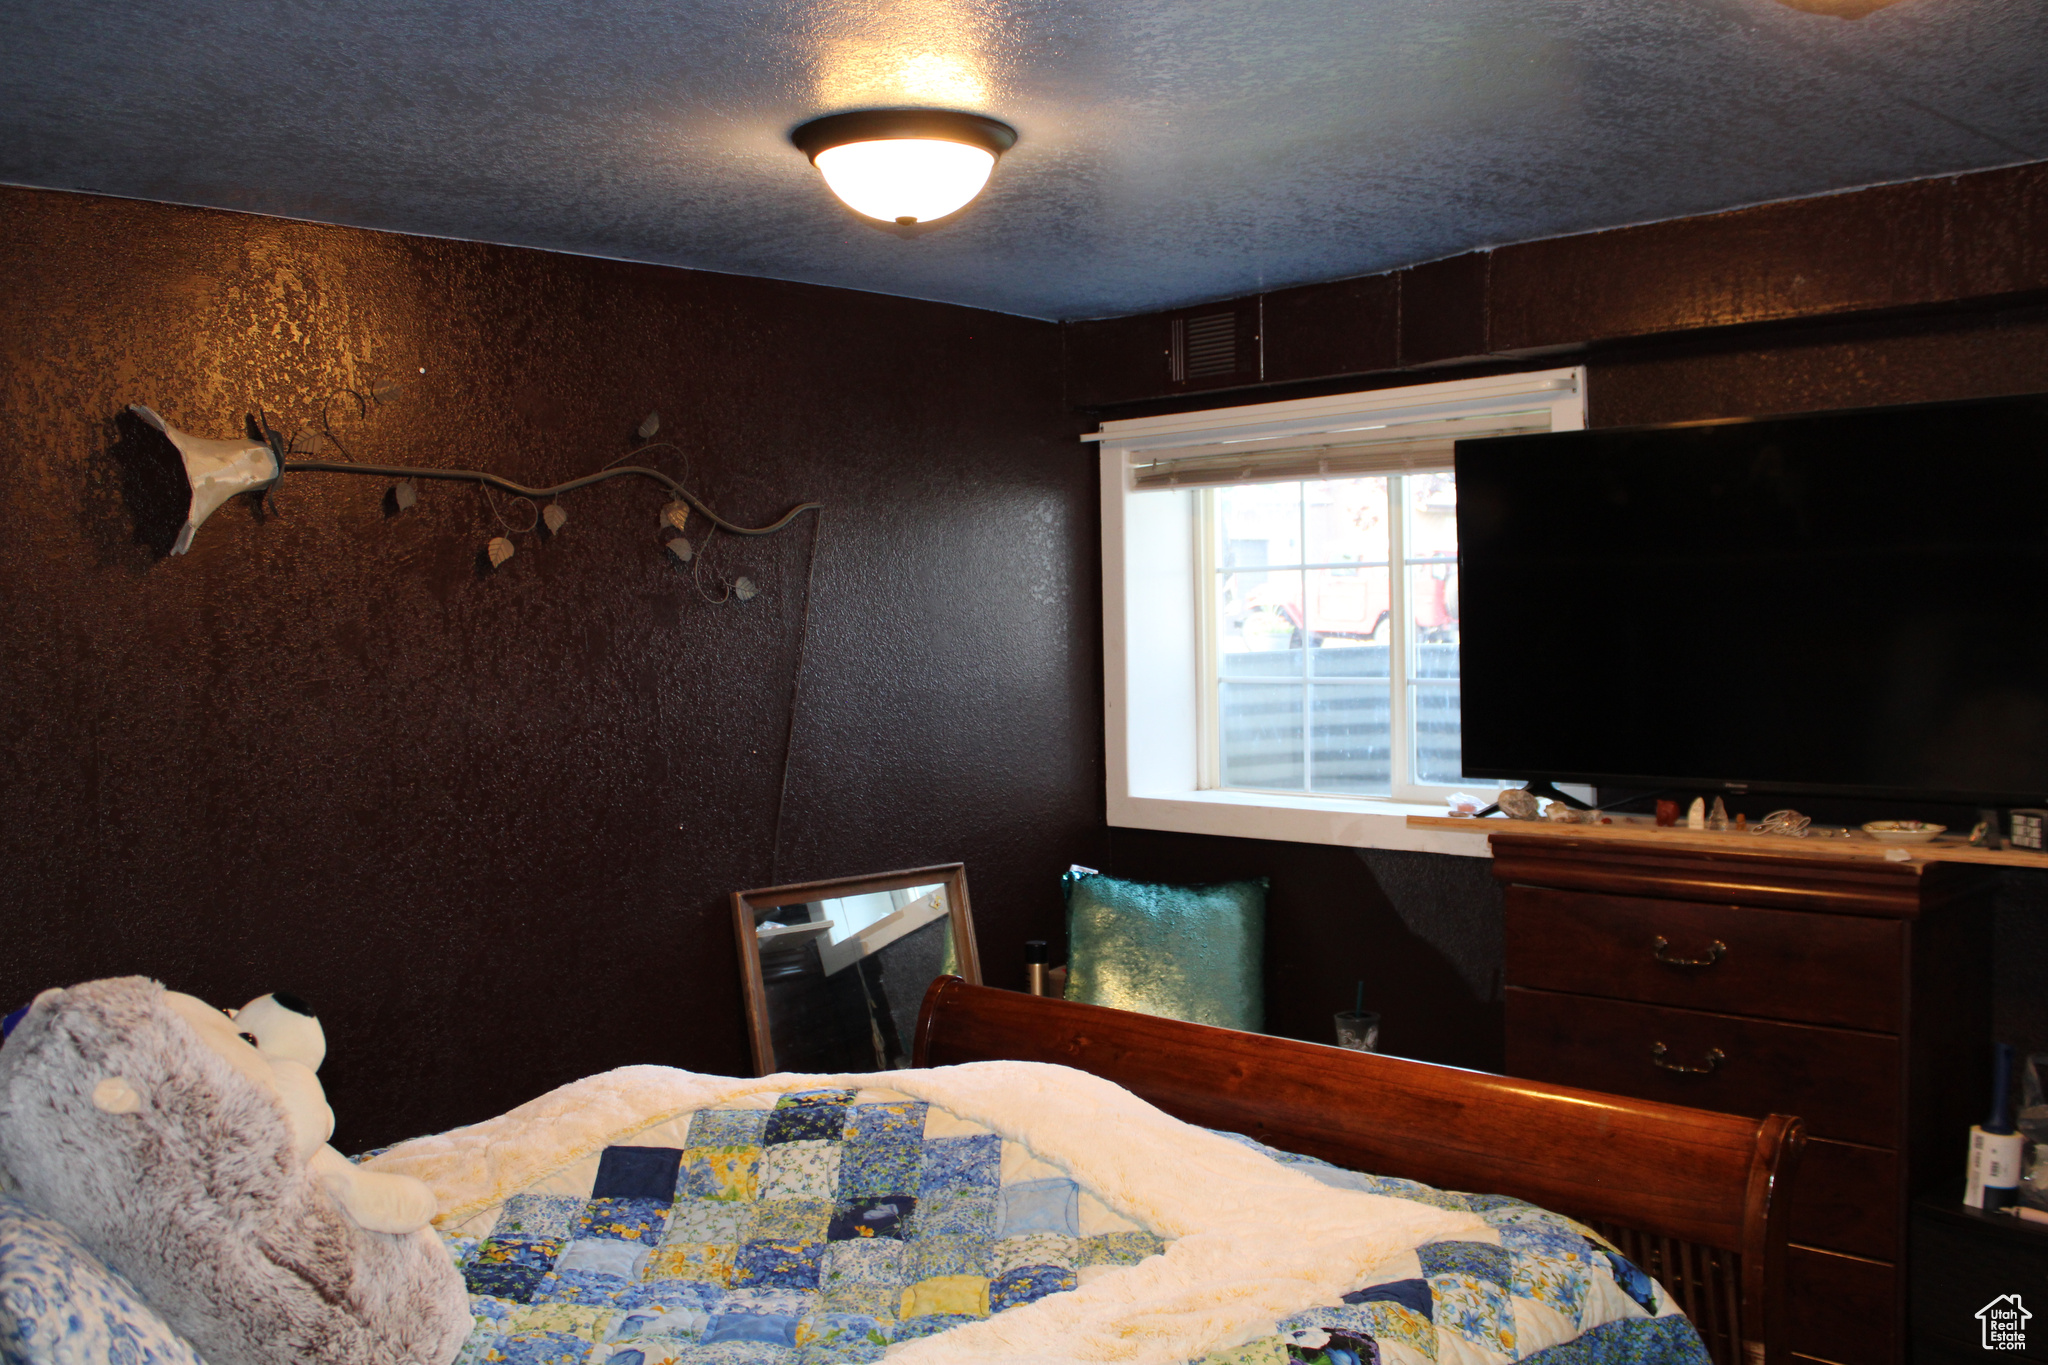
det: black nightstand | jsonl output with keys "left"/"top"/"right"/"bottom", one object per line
{"left": 1911, "top": 1195, "right": 2048, "bottom": 1361}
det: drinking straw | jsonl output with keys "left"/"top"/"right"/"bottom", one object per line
{"left": 1354, "top": 980, "right": 1364, "bottom": 1014}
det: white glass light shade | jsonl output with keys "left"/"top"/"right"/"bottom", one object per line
{"left": 128, "top": 404, "right": 280, "bottom": 555}
{"left": 813, "top": 139, "right": 996, "bottom": 224}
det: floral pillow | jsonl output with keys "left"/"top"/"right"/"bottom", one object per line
{"left": 0, "top": 1195, "right": 207, "bottom": 1365}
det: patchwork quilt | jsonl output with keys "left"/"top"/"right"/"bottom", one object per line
{"left": 1201, "top": 1134, "right": 1711, "bottom": 1365}
{"left": 439, "top": 1087, "right": 1167, "bottom": 1364}
{"left": 411, "top": 1077, "right": 1709, "bottom": 1365}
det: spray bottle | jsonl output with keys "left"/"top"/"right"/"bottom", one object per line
{"left": 1965, "top": 1042, "right": 2024, "bottom": 1212}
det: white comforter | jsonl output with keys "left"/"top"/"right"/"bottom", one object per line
{"left": 366, "top": 1060, "right": 1486, "bottom": 1365}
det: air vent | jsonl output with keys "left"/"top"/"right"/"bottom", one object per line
{"left": 1183, "top": 313, "right": 1237, "bottom": 377}
{"left": 1170, "top": 312, "right": 1245, "bottom": 384}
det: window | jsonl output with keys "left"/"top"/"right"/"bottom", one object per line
{"left": 1094, "top": 368, "right": 1586, "bottom": 852}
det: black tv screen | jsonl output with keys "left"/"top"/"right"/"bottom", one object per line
{"left": 1456, "top": 392, "right": 2048, "bottom": 804}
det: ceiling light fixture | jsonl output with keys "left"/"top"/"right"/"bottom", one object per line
{"left": 791, "top": 109, "right": 1016, "bottom": 227}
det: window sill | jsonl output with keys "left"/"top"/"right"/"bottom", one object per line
{"left": 1108, "top": 788, "right": 1494, "bottom": 857}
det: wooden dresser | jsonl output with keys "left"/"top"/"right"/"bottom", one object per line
{"left": 1492, "top": 834, "right": 1993, "bottom": 1365}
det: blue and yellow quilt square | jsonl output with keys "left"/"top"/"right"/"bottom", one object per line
{"left": 765, "top": 1092, "right": 857, "bottom": 1145}
{"left": 795, "top": 1313, "right": 890, "bottom": 1365}
{"left": 989, "top": 1263, "right": 1076, "bottom": 1312}
{"left": 643, "top": 1243, "right": 738, "bottom": 1286}
{"left": 688, "top": 1109, "right": 770, "bottom": 1150}
{"left": 837, "top": 1138, "right": 923, "bottom": 1200}
{"left": 1312, "top": 1298, "right": 1436, "bottom": 1361}
{"left": 910, "top": 1190, "right": 997, "bottom": 1240}
{"left": 991, "top": 1233, "right": 1075, "bottom": 1274}
{"left": 677, "top": 1149, "right": 762, "bottom": 1203}
{"left": 1431, "top": 1271, "right": 1515, "bottom": 1356}
{"left": 818, "top": 1240, "right": 904, "bottom": 1316}
{"left": 534, "top": 1266, "right": 644, "bottom": 1308}
{"left": 1078, "top": 1232, "right": 1163, "bottom": 1267}
{"left": 1417, "top": 1241, "right": 1511, "bottom": 1290}
{"left": 733, "top": 1238, "right": 826, "bottom": 1290}
{"left": 571, "top": 1197, "right": 670, "bottom": 1244}
{"left": 719, "top": 1288, "right": 816, "bottom": 1319}
{"left": 889, "top": 1312, "right": 980, "bottom": 1341}
{"left": 594, "top": 1147, "right": 686, "bottom": 1202}
{"left": 466, "top": 1236, "right": 566, "bottom": 1303}
{"left": 668, "top": 1198, "right": 750, "bottom": 1244}
{"left": 797, "top": 1312, "right": 890, "bottom": 1349}
{"left": 905, "top": 1233, "right": 991, "bottom": 1281}
{"left": 820, "top": 1237, "right": 906, "bottom": 1288}
{"left": 828, "top": 1196, "right": 916, "bottom": 1241}
{"left": 848, "top": 1101, "right": 928, "bottom": 1143}
{"left": 917, "top": 1134, "right": 1000, "bottom": 1196}
{"left": 760, "top": 1142, "right": 841, "bottom": 1201}
{"left": 747, "top": 1199, "right": 832, "bottom": 1243}
{"left": 480, "top": 1330, "right": 594, "bottom": 1365}
{"left": 492, "top": 1195, "right": 584, "bottom": 1241}
{"left": 613, "top": 1304, "right": 712, "bottom": 1340}
{"left": 1513, "top": 1251, "right": 1592, "bottom": 1323}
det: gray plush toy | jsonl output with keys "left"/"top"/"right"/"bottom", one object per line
{"left": 0, "top": 977, "right": 470, "bottom": 1365}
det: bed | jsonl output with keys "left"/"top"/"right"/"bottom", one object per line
{"left": 910, "top": 976, "right": 1805, "bottom": 1365}
{"left": 370, "top": 978, "right": 1805, "bottom": 1365}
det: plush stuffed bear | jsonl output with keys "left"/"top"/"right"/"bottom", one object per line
{"left": 0, "top": 977, "right": 469, "bottom": 1365}
{"left": 199, "top": 988, "right": 442, "bottom": 1236}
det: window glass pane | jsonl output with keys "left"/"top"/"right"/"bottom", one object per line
{"left": 1409, "top": 563, "right": 1458, "bottom": 678}
{"left": 1304, "top": 567, "right": 1390, "bottom": 677}
{"left": 1303, "top": 477, "right": 1388, "bottom": 568}
{"left": 1309, "top": 684, "right": 1392, "bottom": 795}
{"left": 1218, "top": 569, "right": 1304, "bottom": 676}
{"left": 1217, "top": 482, "right": 1301, "bottom": 570}
{"left": 1405, "top": 471, "right": 1458, "bottom": 560}
{"left": 1411, "top": 682, "right": 1466, "bottom": 785}
{"left": 1219, "top": 683, "right": 1304, "bottom": 790}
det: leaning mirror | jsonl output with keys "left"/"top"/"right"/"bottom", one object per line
{"left": 732, "top": 863, "right": 980, "bottom": 1076}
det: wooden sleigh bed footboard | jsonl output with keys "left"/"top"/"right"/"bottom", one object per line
{"left": 912, "top": 977, "right": 1805, "bottom": 1365}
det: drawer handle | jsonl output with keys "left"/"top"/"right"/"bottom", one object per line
{"left": 1651, "top": 935, "right": 1727, "bottom": 968}
{"left": 1651, "top": 1042, "right": 1726, "bottom": 1074}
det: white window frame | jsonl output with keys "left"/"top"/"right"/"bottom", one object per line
{"left": 1092, "top": 367, "right": 1587, "bottom": 856}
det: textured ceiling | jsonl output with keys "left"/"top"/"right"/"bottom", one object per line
{"left": 3, "top": 0, "right": 2044, "bottom": 320}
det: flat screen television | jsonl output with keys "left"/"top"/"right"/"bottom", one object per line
{"left": 1456, "top": 392, "right": 2048, "bottom": 805}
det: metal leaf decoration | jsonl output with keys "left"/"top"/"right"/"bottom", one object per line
{"left": 638, "top": 411, "right": 660, "bottom": 440}
{"left": 487, "top": 536, "right": 515, "bottom": 569}
{"left": 666, "top": 536, "right": 694, "bottom": 562}
{"left": 733, "top": 576, "right": 758, "bottom": 601}
{"left": 663, "top": 501, "right": 690, "bottom": 533}
{"left": 393, "top": 480, "right": 418, "bottom": 511}
{"left": 543, "top": 503, "right": 567, "bottom": 533}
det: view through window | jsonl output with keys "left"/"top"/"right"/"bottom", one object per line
{"left": 1208, "top": 471, "right": 1470, "bottom": 799}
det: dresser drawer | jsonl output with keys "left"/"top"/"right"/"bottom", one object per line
{"left": 1789, "top": 1138, "right": 1898, "bottom": 1259}
{"left": 1503, "top": 988, "right": 1899, "bottom": 1143}
{"left": 1786, "top": 1244, "right": 1898, "bottom": 1365}
{"left": 1503, "top": 887, "right": 1904, "bottom": 1032}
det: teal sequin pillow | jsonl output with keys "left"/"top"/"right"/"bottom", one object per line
{"left": 1062, "top": 871, "right": 1265, "bottom": 1032}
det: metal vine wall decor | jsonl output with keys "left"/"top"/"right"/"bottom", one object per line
{"left": 129, "top": 386, "right": 822, "bottom": 604}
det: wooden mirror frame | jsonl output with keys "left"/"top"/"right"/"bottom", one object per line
{"left": 732, "top": 862, "right": 980, "bottom": 1076}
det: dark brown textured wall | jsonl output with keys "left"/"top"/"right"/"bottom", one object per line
{"left": 0, "top": 187, "right": 1100, "bottom": 1151}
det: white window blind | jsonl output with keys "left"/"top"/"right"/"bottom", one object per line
{"left": 1128, "top": 410, "right": 1555, "bottom": 489}
{"left": 1092, "top": 369, "right": 1583, "bottom": 491}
